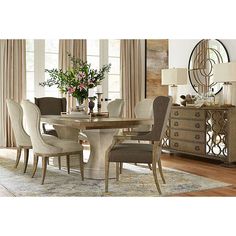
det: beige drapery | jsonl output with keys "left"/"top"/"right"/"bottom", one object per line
{"left": 59, "top": 39, "right": 87, "bottom": 111}
{"left": 0, "top": 40, "right": 26, "bottom": 147}
{"left": 120, "top": 40, "right": 145, "bottom": 118}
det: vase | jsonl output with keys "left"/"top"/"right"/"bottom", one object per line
{"left": 88, "top": 97, "right": 95, "bottom": 114}
{"left": 76, "top": 97, "right": 85, "bottom": 111}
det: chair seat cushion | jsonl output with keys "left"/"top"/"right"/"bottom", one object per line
{"left": 43, "top": 135, "right": 83, "bottom": 154}
{"left": 109, "top": 143, "right": 153, "bottom": 163}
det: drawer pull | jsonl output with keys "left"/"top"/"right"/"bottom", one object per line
{"left": 174, "top": 111, "right": 179, "bottom": 116}
{"left": 174, "top": 121, "right": 179, "bottom": 127}
{"left": 195, "top": 146, "right": 200, "bottom": 151}
{"left": 195, "top": 134, "right": 200, "bottom": 140}
{"left": 195, "top": 112, "right": 201, "bottom": 117}
{"left": 195, "top": 123, "right": 200, "bottom": 128}
{"left": 174, "top": 132, "right": 179, "bottom": 137}
{"left": 174, "top": 142, "right": 179, "bottom": 148}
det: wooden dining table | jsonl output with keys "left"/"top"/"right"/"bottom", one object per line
{"left": 41, "top": 115, "right": 152, "bottom": 180}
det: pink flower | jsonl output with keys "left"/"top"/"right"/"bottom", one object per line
{"left": 67, "top": 87, "right": 76, "bottom": 94}
{"left": 78, "top": 84, "right": 86, "bottom": 91}
{"left": 78, "top": 71, "right": 86, "bottom": 79}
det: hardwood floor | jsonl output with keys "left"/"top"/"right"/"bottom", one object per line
{"left": 161, "top": 152, "right": 236, "bottom": 196}
{"left": 0, "top": 148, "right": 236, "bottom": 196}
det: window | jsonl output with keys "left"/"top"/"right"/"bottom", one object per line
{"left": 26, "top": 40, "right": 59, "bottom": 101}
{"left": 87, "top": 39, "right": 121, "bottom": 100}
{"left": 108, "top": 40, "right": 120, "bottom": 100}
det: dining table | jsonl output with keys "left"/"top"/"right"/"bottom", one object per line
{"left": 41, "top": 115, "right": 152, "bottom": 180}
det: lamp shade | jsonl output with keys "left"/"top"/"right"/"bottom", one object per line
{"left": 161, "top": 68, "right": 188, "bottom": 85}
{"left": 213, "top": 62, "right": 236, "bottom": 83}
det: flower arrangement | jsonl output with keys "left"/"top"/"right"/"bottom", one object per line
{"left": 40, "top": 54, "right": 111, "bottom": 105}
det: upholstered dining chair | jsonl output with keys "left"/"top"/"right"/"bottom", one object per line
{"left": 107, "top": 99, "right": 124, "bottom": 118}
{"left": 6, "top": 99, "right": 58, "bottom": 173}
{"left": 35, "top": 97, "right": 67, "bottom": 137}
{"left": 22, "top": 100, "right": 84, "bottom": 185}
{"left": 105, "top": 96, "right": 172, "bottom": 194}
{"left": 78, "top": 99, "right": 124, "bottom": 143}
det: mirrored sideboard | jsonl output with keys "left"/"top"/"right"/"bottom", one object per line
{"left": 162, "top": 106, "right": 236, "bottom": 164}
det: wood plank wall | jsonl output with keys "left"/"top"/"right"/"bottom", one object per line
{"left": 145, "top": 39, "right": 169, "bottom": 98}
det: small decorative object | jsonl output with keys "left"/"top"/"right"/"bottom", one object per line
{"left": 96, "top": 91, "right": 103, "bottom": 114}
{"left": 180, "top": 94, "right": 196, "bottom": 106}
{"left": 39, "top": 53, "right": 111, "bottom": 110}
{"left": 88, "top": 97, "right": 95, "bottom": 114}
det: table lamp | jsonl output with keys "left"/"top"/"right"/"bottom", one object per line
{"left": 161, "top": 68, "right": 188, "bottom": 105}
{"left": 213, "top": 62, "right": 236, "bottom": 106}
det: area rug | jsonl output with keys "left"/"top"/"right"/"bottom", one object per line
{"left": 0, "top": 153, "right": 230, "bottom": 197}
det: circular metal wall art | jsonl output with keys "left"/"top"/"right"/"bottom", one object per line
{"left": 188, "top": 39, "right": 230, "bottom": 95}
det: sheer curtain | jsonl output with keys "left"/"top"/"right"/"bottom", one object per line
{"left": 0, "top": 40, "right": 26, "bottom": 147}
{"left": 120, "top": 39, "right": 145, "bottom": 118}
{"left": 59, "top": 39, "right": 87, "bottom": 111}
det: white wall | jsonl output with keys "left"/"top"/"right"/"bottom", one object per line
{"left": 169, "top": 39, "right": 236, "bottom": 105}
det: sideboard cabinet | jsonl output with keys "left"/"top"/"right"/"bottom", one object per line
{"left": 162, "top": 106, "right": 236, "bottom": 164}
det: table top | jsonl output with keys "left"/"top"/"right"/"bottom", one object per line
{"left": 41, "top": 115, "right": 153, "bottom": 130}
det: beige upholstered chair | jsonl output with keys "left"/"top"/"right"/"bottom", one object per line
{"left": 6, "top": 99, "right": 32, "bottom": 173}
{"left": 107, "top": 99, "right": 124, "bottom": 118}
{"left": 35, "top": 97, "right": 67, "bottom": 137}
{"left": 22, "top": 100, "right": 84, "bottom": 184}
{"left": 6, "top": 99, "right": 58, "bottom": 173}
{"left": 78, "top": 99, "right": 124, "bottom": 143}
{"left": 133, "top": 98, "right": 153, "bottom": 132}
{"left": 105, "top": 96, "right": 172, "bottom": 194}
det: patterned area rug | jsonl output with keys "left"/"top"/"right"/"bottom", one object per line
{"left": 0, "top": 152, "right": 230, "bottom": 197}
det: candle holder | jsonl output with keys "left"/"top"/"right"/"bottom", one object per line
{"left": 96, "top": 92, "right": 103, "bottom": 114}
{"left": 88, "top": 97, "right": 95, "bottom": 114}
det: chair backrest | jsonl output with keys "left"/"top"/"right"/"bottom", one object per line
{"left": 133, "top": 98, "right": 153, "bottom": 132}
{"left": 35, "top": 97, "right": 66, "bottom": 115}
{"left": 6, "top": 99, "right": 31, "bottom": 147}
{"left": 107, "top": 99, "right": 124, "bottom": 118}
{"left": 136, "top": 96, "right": 172, "bottom": 141}
{"left": 22, "top": 100, "right": 61, "bottom": 154}
{"left": 134, "top": 98, "right": 153, "bottom": 119}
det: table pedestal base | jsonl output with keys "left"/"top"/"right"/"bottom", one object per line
{"left": 83, "top": 129, "right": 117, "bottom": 179}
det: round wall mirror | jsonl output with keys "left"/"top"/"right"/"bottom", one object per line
{"left": 188, "top": 39, "right": 230, "bottom": 95}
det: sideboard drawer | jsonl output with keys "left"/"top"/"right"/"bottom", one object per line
{"left": 170, "top": 119, "right": 205, "bottom": 131}
{"left": 171, "top": 109, "right": 205, "bottom": 120}
{"left": 170, "top": 130, "right": 205, "bottom": 143}
{"left": 170, "top": 140, "right": 205, "bottom": 155}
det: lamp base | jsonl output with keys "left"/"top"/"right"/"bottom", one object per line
{"left": 223, "top": 82, "right": 232, "bottom": 106}
{"left": 169, "top": 85, "right": 178, "bottom": 104}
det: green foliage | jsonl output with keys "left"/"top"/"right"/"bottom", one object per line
{"left": 40, "top": 53, "right": 111, "bottom": 103}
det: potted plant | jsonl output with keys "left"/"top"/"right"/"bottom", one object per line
{"left": 40, "top": 53, "right": 111, "bottom": 109}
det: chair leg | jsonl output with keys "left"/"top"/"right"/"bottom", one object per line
{"left": 120, "top": 162, "right": 123, "bottom": 174}
{"left": 66, "top": 155, "right": 70, "bottom": 174}
{"left": 58, "top": 156, "right": 61, "bottom": 170}
{"left": 79, "top": 153, "right": 84, "bottom": 181}
{"left": 116, "top": 163, "right": 119, "bottom": 181}
{"left": 152, "top": 161, "right": 162, "bottom": 195}
{"left": 105, "top": 161, "right": 110, "bottom": 193}
{"left": 23, "top": 148, "right": 29, "bottom": 173}
{"left": 15, "top": 147, "right": 22, "bottom": 168}
{"left": 157, "top": 159, "right": 166, "bottom": 184}
{"left": 32, "top": 154, "right": 39, "bottom": 178}
{"left": 148, "top": 163, "right": 152, "bottom": 170}
{"left": 41, "top": 157, "right": 48, "bottom": 185}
